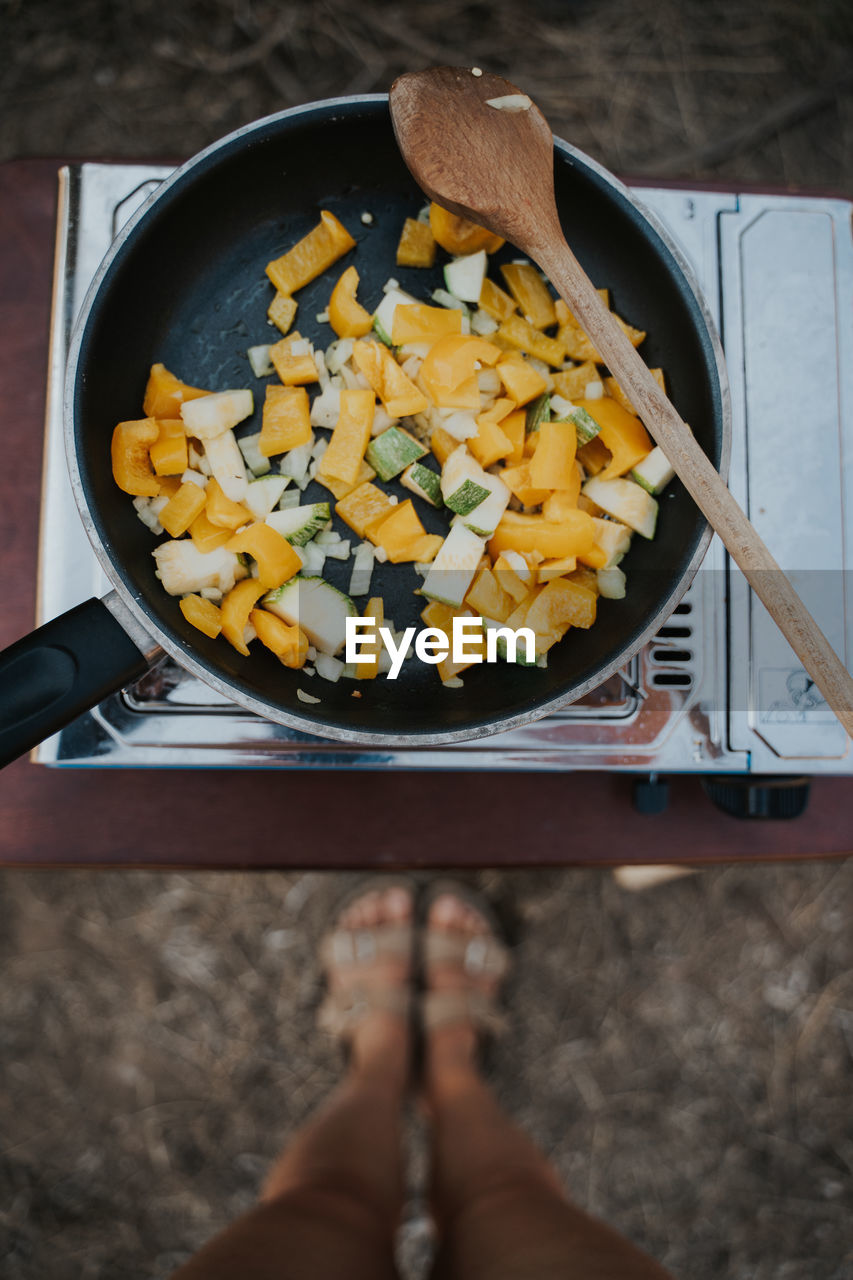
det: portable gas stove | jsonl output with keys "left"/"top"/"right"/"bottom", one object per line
{"left": 35, "top": 163, "right": 852, "bottom": 808}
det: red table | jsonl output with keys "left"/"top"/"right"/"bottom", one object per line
{"left": 1, "top": 158, "right": 850, "bottom": 869}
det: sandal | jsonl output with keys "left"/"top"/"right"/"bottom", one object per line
{"left": 317, "top": 877, "right": 416, "bottom": 1040}
{"left": 421, "top": 880, "right": 511, "bottom": 1039}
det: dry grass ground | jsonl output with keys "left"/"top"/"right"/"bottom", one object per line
{"left": 1, "top": 1, "right": 852, "bottom": 1277}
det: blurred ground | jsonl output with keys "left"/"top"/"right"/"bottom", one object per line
{"left": 2, "top": 1, "right": 853, "bottom": 1277}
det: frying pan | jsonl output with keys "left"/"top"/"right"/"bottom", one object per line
{"left": 0, "top": 95, "right": 730, "bottom": 765}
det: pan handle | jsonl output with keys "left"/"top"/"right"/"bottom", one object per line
{"left": 0, "top": 594, "right": 158, "bottom": 768}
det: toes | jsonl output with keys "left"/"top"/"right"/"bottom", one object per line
{"left": 430, "top": 893, "right": 464, "bottom": 929}
{"left": 384, "top": 886, "right": 412, "bottom": 921}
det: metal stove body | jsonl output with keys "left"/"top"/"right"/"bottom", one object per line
{"left": 35, "top": 164, "right": 852, "bottom": 776}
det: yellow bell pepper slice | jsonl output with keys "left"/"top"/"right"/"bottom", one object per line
{"left": 220, "top": 579, "right": 267, "bottom": 656}
{"left": 499, "top": 462, "right": 551, "bottom": 508}
{"left": 356, "top": 596, "right": 384, "bottom": 679}
{"left": 430, "top": 426, "right": 460, "bottom": 467}
{"left": 159, "top": 481, "right": 208, "bottom": 537}
{"left": 542, "top": 476, "right": 582, "bottom": 520}
{"left": 142, "top": 364, "right": 209, "bottom": 420}
{"left": 429, "top": 203, "right": 504, "bottom": 255}
{"left": 419, "top": 600, "right": 486, "bottom": 683}
{"left": 250, "top": 609, "right": 308, "bottom": 668}
{"left": 489, "top": 510, "right": 596, "bottom": 560}
{"left": 555, "top": 297, "right": 646, "bottom": 362}
{"left": 497, "top": 314, "right": 564, "bottom": 368}
{"left": 496, "top": 354, "right": 547, "bottom": 407}
{"left": 576, "top": 435, "right": 611, "bottom": 478}
{"left": 225, "top": 522, "right": 302, "bottom": 590}
{"left": 478, "top": 277, "right": 517, "bottom": 323}
{"left": 335, "top": 482, "right": 396, "bottom": 540}
{"left": 267, "top": 291, "right": 298, "bottom": 336}
{"left": 419, "top": 335, "right": 502, "bottom": 401}
{"left": 369, "top": 500, "right": 428, "bottom": 561}
{"left": 328, "top": 265, "right": 374, "bottom": 339}
{"left": 469, "top": 398, "right": 514, "bottom": 469}
{"left": 270, "top": 334, "right": 318, "bottom": 386}
{"left": 351, "top": 340, "right": 428, "bottom": 418}
{"left": 316, "top": 458, "right": 376, "bottom": 500}
{"left": 529, "top": 419, "right": 577, "bottom": 491}
{"left": 526, "top": 577, "right": 597, "bottom": 633}
{"left": 500, "top": 408, "right": 527, "bottom": 467}
{"left": 551, "top": 361, "right": 600, "bottom": 401}
{"left": 500, "top": 263, "right": 556, "bottom": 330}
{"left": 179, "top": 594, "right": 222, "bottom": 639}
{"left": 149, "top": 419, "right": 189, "bottom": 477}
{"left": 464, "top": 567, "right": 515, "bottom": 624}
{"left": 536, "top": 556, "right": 578, "bottom": 583}
{"left": 265, "top": 210, "right": 356, "bottom": 295}
{"left": 189, "top": 509, "right": 233, "bottom": 553}
{"left": 205, "top": 478, "right": 252, "bottom": 530}
{"left": 391, "top": 304, "right": 462, "bottom": 345}
{"left": 321, "top": 388, "right": 375, "bottom": 485}
{"left": 574, "top": 397, "right": 652, "bottom": 481}
{"left": 111, "top": 418, "right": 161, "bottom": 496}
{"left": 260, "top": 385, "right": 312, "bottom": 457}
{"left": 396, "top": 217, "right": 436, "bottom": 268}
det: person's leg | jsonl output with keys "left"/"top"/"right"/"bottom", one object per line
{"left": 423, "top": 891, "right": 674, "bottom": 1280}
{"left": 170, "top": 884, "right": 413, "bottom": 1280}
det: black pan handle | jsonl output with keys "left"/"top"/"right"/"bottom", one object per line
{"left": 0, "top": 595, "right": 155, "bottom": 768}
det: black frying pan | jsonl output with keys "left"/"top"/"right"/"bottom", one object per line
{"left": 0, "top": 95, "right": 729, "bottom": 765}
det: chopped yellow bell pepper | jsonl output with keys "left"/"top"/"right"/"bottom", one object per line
{"left": 391, "top": 303, "right": 462, "bottom": 345}
{"left": 468, "top": 398, "right": 514, "bottom": 469}
{"left": 328, "top": 265, "right": 373, "bottom": 339}
{"left": 496, "top": 353, "right": 547, "bottom": 407}
{"left": 225, "top": 522, "right": 302, "bottom": 590}
{"left": 497, "top": 314, "right": 564, "bottom": 368}
{"left": 478, "top": 277, "right": 517, "bottom": 323}
{"left": 429, "top": 203, "right": 504, "bottom": 255}
{"left": 500, "top": 263, "right": 556, "bottom": 330}
{"left": 111, "top": 418, "right": 161, "bottom": 496}
{"left": 526, "top": 577, "right": 597, "bottom": 634}
{"left": 189, "top": 509, "right": 232, "bottom": 553}
{"left": 316, "top": 458, "right": 376, "bottom": 500}
{"left": 542, "top": 477, "right": 582, "bottom": 520}
{"left": 267, "top": 291, "right": 298, "bottom": 335}
{"left": 351, "top": 340, "right": 428, "bottom": 418}
{"left": 220, "top": 579, "right": 267, "bottom": 656}
{"left": 356, "top": 596, "right": 384, "bottom": 679}
{"left": 536, "top": 556, "right": 578, "bottom": 583}
{"left": 499, "top": 408, "right": 526, "bottom": 467}
{"left": 270, "top": 334, "right": 318, "bottom": 386}
{"left": 396, "top": 217, "right": 436, "bottom": 268}
{"left": 321, "top": 387, "right": 375, "bottom": 484}
{"left": 142, "top": 364, "right": 208, "bottom": 420}
{"left": 335, "top": 481, "right": 396, "bottom": 539}
{"left": 551, "top": 361, "right": 600, "bottom": 401}
{"left": 265, "top": 210, "right": 356, "bottom": 295}
{"left": 420, "top": 334, "right": 501, "bottom": 396}
{"left": 149, "top": 419, "right": 189, "bottom": 477}
{"left": 205, "top": 478, "right": 252, "bottom": 530}
{"left": 576, "top": 435, "right": 611, "bottom": 477}
{"left": 555, "top": 296, "right": 646, "bottom": 362}
{"left": 260, "top": 384, "right": 312, "bottom": 457}
{"left": 250, "top": 609, "right": 308, "bottom": 668}
{"left": 369, "top": 499, "right": 428, "bottom": 561}
{"left": 464, "top": 567, "right": 515, "bottom": 624}
{"left": 179, "top": 593, "right": 222, "bottom": 639}
{"left": 574, "top": 397, "right": 652, "bottom": 481}
{"left": 499, "top": 462, "right": 551, "bottom": 508}
{"left": 159, "top": 480, "right": 207, "bottom": 537}
{"left": 489, "top": 510, "right": 596, "bottom": 560}
{"left": 529, "top": 419, "right": 577, "bottom": 491}
{"left": 430, "top": 426, "right": 460, "bottom": 467}
{"left": 409, "top": 533, "right": 444, "bottom": 563}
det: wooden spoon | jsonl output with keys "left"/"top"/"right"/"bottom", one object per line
{"left": 390, "top": 66, "right": 853, "bottom": 736}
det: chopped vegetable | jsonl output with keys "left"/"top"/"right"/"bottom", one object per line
{"left": 365, "top": 424, "right": 427, "bottom": 481}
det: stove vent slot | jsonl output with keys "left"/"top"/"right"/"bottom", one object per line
{"left": 649, "top": 599, "right": 696, "bottom": 689}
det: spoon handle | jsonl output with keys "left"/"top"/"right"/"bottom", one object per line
{"left": 534, "top": 233, "right": 853, "bottom": 736}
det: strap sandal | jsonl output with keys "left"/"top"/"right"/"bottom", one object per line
{"left": 421, "top": 879, "right": 511, "bottom": 1039}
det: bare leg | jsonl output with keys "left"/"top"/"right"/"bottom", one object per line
{"left": 424, "top": 893, "right": 674, "bottom": 1280}
{"left": 170, "top": 885, "right": 413, "bottom": 1280}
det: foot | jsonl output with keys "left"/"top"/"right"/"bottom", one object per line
{"left": 322, "top": 883, "right": 414, "bottom": 1078}
{"left": 423, "top": 890, "right": 506, "bottom": 1090}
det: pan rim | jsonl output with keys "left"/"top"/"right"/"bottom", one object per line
{"left": 65, "top": 94, "right": 731, "bottom": 748}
